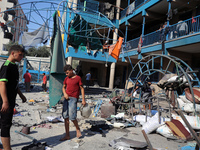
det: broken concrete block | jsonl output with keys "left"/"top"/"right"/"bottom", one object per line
{"left": 101, "top": 103, "right": 116, "bottom": 118}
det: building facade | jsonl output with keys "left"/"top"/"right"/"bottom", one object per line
{"left": 63, "top": 0, "right": 200, "bottom": 89}
{"left": 0, "top": 0, "right": 28, "bottom": 55}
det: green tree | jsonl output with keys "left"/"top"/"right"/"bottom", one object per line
{"left": 27, "top": 45, "right": 50, "bottom": 57}
{"left": 4, "top": 42, "right": 50, "bottom": 57}
{"left": 37, "top": 45, "right": 50, "bottom": 57}
{"left": 27, "top": 47, "right": 37, "bottom": 56}
{"left": 4, "top": 41, "right": 22, "bottom": 55}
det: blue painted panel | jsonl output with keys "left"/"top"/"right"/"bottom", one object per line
{"left": 165, "top": 33, "right": 200, "bottom": 48}
{"left": 111, "top": 19, "right": 119, "bottom": 28}
{"left": 28, "top": 70, "right": 49, "bottom": 75}
{"left": 0, "top": 55, "right": 8, "bottom": 58}
{"left": 66, "top": 47, "right": 117, "bottom": 62}
{"left": 120, "top": 43, "right": 162, "bottom": 58}
{"left": 141, "top": 44, "right": 162, "bottom": 53}
{"left": 120, "top": 49, "right": 138, "bottom": 57}
{"left": 120, "top": 0, "right": 161, "bottom": 25}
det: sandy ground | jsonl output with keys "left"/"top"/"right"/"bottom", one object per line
{"left": 1, "top": 84, "right": 198, "bottom": 150}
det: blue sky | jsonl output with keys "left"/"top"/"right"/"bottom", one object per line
{"left": 18, "top": 0, "right": 61, "bottom": 32}
{"left": 17, "top": 0, "right": 63, "bottom": 47}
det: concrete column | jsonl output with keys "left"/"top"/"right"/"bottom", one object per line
{"left": 68, "top": 0, "right": 73, "bottom": 8}
{"left": 109, "top": 0, "right": 121, "bottom": 89}
{"left": 73, "top": 0, "right": 78, "bottom": 10}
{"left": 116, "top": 0, "right": 121, "bottom": 20}
{"left": 67, "top": 56, "right": 73, "bottom": 65}
{"left": 109, "top": 62, "right": 116, "bottom": 89}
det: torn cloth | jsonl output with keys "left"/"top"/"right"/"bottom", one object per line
{"left": 137, "top": 34, "right": 143, "bottom": 53}
{"left": 49, "top": 11, "right": 66, "bottom": 107}
{"left": 110, "top": 37, "right": 124, "bottom": 61}
{"left": 21, "top": 21, "right": 49, "bottom": 48}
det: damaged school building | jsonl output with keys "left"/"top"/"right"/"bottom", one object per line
{"left": 1, "top": 0, "right": 200, "bottom": 89}
{"left": 62, "top": 0, "right": 200, "bottom": 91}
{"left": 1, "top": 0, "right": 200, "bottom": 149}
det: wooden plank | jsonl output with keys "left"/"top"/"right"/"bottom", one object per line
{"left": 142, "top": 130, "right": 157, "bottom": 150}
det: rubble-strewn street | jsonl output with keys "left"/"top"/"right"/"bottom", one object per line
{"left": 1, "top": 83, "right": 198, "bottom": 150}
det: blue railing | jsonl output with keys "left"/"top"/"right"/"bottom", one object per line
{"left": 120, "top": 7, "right": 128, "bottom": 19}
{"left": 135, "top": 0, "right": 145, "bottom": 8}
{"left": 143, "top": 30, "right": 161, "bottom": 46}
{"left": 168, "top": 15, "right": 200, "bottom": 39}
{"left": 120, "top": 0, "right": 145, "bottom": 19}
{"left": 126, "top": 15, "right": 200, "bottom": 51}
{"left": 77, "top": 0, "right": 99, "bottom": 13}
{"left": 126, "top": 37, "right": 140, "bottom": 51}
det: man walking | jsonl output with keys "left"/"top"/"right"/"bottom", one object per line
{"left": 23, "top": 70, "right": 31, "bottom": 92}
{"left": 85, "top": 71, "right": 91, "bottom": 90}
{"left": 42, "top": 73, "right": 47, "bottom": 92}
{"left": 60, "top": 65, "right": 86, "bottom": 141}
{"left": 0, "top": 45, "right": 27, "bottom": 150}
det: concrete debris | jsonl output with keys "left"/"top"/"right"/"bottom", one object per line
{"left": 8, "top": 85, "right": 198, "bottom": 150}
{"left": 109, "top": 137, "right": 147, "bottom": 150}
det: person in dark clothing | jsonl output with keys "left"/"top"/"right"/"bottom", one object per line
{"left": 0, "top": 45, "right": 27, "bottom": 150}
{"left": 141, "top": 82, "right": 154, "bottom": 111}
{"left": 75, "top": 62, "right": 83, "bottom": 78}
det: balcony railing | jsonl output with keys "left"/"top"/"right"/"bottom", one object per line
{"left": 168, "top": 15, "right": 200, "bottom": 39}
{"left": 77, "top": 0, "right": 99, "bottom": 14}
{"left": 126, "top": 15, "right": 200, "bottom": 51}
{"left": 143, "top": 30, "right": 161, "bottom": 46}
{"left": 126, "top": 37, "right": 140, "bottom": 51}
{"left": 120, "top": 0, "right": 145, "bottom": 19}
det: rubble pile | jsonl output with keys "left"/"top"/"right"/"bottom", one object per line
{"left": 5, "top": 82, "right": 200, "bottom": 150}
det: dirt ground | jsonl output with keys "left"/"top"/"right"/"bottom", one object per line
{"left": 2, "top": 84, "right": 198, "bottom": 150}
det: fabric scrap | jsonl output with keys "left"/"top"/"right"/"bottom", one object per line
{"left": 165, "top": 119, "right": 192, "bottom": 140}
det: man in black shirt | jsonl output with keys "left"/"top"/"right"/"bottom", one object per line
{"left": 0, "top": 45, "right": 27, "bottom": 150}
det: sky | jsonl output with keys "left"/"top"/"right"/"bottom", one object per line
{"left": 16, "top": 0, "right": 64, "bottom": 47}
{"left": 18, "top": 0, "right": 62, "bottom": 32}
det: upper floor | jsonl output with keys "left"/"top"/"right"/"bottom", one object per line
{"left": 116, "top": 0, "right": 200, "bottom": 59}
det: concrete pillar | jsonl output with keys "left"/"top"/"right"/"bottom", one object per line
{"left": 67, "top": 56, "right": 73, "bottom": 65}
{"left": 68, "top": 0, "right": 73, "bottom": 8}
{"left": 109, "top": 0, "right": 121, "bottom": 89}
{"left": 116, "top": 0, "right": 121, "bottom": 20}
{"left": 109, "top": 62, "right": 116, "bottom": 89}
{"left": 73, "top": 0, "right": 78, "bottom": 10}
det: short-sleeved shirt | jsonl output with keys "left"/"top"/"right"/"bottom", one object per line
{"left": 63, "top": 75, "right": 82, "bottom": 99}
{"left": 0, "top": 60, "right": 19, "bottom": 108}
{"left": 23, "top": 72, "right": 31, "bottom": 82}
{"left": 43, "top": 75, "right": 47, "bottom": 84}
{"left": 86, "top": 73, "right": 91, "bottom": 81}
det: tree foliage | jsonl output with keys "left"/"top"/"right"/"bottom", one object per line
{"left": 27, "top": 45, "right": 50, "bottom": 57}
{"left": 4, "top": 41, "right": 21, "bottom": 55}
{"left": 4, "top": 41, "right": 50, "bottom": 57}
